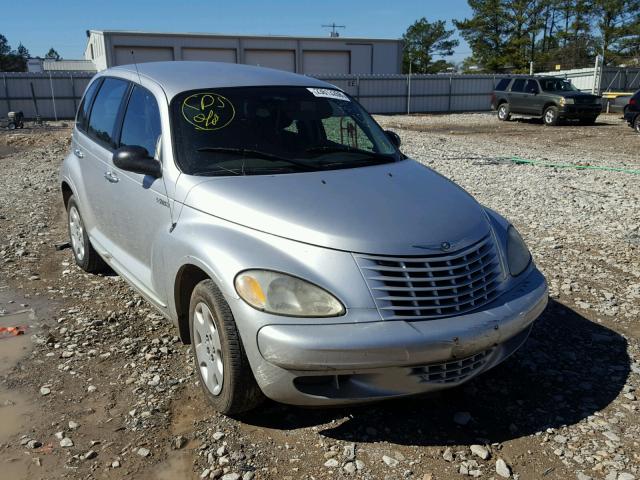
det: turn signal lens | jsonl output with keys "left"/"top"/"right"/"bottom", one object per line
{"left": 507, "top": 226, "right": 532, "bottom": 276}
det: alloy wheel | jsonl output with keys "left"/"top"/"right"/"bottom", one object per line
{"left": 68, "top": 206, "right": 85, "bottom": 261}
{"left": 193, "top": 302, "right": 224, "bottom": 396}
{"left": 545, "top": 110, "right": 555, "bottom": 124}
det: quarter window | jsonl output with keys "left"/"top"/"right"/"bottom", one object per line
{"left": 76, "top": 79, "right": 102, "bottom": 132}
{"left": 511, "top": 79, "right": 526, "bottom": 92}
{"left": 120, "top": 86, "right": 162, "bottom": 157}
{"left": 87, "top": 78, "right": 129, "bottom": 148}
{"left": 495, "top": 78, "right": 510, "bottom": 91}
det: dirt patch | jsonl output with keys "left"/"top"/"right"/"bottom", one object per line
{"left": 0, "top": 117, "right": 638, "bottom": 480}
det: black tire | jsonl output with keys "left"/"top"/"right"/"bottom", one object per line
{"left": 543, "top": 106, "right": 560, "bottom": 126}
{"left": 18, "top": 122, "right": 24, "bottom": 129}
{"left": 189, "top": 279, "right": 264, "bottom": 415}
{"left": 634, "top": 116, "right": 640, "bottom": 134}
{"left": 8, "top": 123, "right": 16, "bottom": 130}
{"left": 579, "top": 116, "right": 597, "bottom": 125}
{"left": 497, "top": 103, "right": 511, "bottom": 121}
{"left": 66, "top": 195, "right": 108, "bottom": 273}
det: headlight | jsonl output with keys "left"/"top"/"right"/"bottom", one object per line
{"left": 234, "top": 270, "right": 345, "bottom": 317}
{"left": 560, "top": 97, "right": 575, "bottom": 106}
{"left": 507, "top": 226, "right": 531, "bottom": 276}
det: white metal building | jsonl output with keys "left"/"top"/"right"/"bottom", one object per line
{"left": 27, "top": 58, "right": 97, "bottom": 73}
{"left": 84, "top": 30, "right": 403, "bottom": 74}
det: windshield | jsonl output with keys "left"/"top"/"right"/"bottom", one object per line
{"left": 539, "top": 79, "right": 579, "bottom": 92}
{"left": 171, "top": 86, "right": 398, "bottom": 176}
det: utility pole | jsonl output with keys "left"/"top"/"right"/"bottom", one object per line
{"left": 322, "top": 23, "right": 346, "bottom": 37}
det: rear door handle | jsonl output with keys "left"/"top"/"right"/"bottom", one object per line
{"left": 104, "top": 171, "right": 119, "bottom": 183}
{"left": 74, "top": 148, "right": 84, "bottom": 158}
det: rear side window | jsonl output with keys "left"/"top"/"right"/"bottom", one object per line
{"left": 76, "top": 79, "right": 102, "bottom": 132}
{"left": 495, "top": 78, "right": 510, "bottom": 91}
{"left": 87, "top": 78, "right": 129, "bottom": 148}
{"left": 119, "top": 86, "right": 162, "bottom": 157}
{"left": 511, "top": 79, "right": 526, "bottom": 92}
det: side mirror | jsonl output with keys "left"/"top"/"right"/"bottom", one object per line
{"left": 385, "top": 130, "right": 401, "bottom": 148}
{"left": 113, "top": 146, "right": 162, "bottom": 178}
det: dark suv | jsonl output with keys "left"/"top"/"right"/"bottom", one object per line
{"left": 623, "top": 90, "right": 640, "bottom": 133}
{"left": 491, "top": 77, "right": 602, "bottom": 126}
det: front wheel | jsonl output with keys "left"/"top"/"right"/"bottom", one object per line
{"left": 543, "top": 106, "right": 560, "bottom": 126}
{"left": 190, "top": 279, "right": 264, "bottom": 415}
{"left": 497, "top": 103, "right": 511, "bottom": 121}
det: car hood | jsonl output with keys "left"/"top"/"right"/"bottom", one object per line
{"left": 182, "top": 159, "right": 491, "bottom": 255}
{"left": 560, "top": 92, "right": 601, "bottom": 100}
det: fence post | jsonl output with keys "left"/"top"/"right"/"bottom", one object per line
{"left": 406, "top": 73, "right": 411, "bottom": 115}
{"left": 70, "top": 74, "right": 77, "bottom": 111}
{"left": 448, "top": 75, "right": 453, "bottom": 113}
{"left": 30, "top": 82, "right": 40, "bottom": 119}
{"left": 49, "top": 72, "right": 58, "bottom": 121}
{"left": 356, "top": 75, "right": 360, "bottom": 101}
{"left": 3, "top": 75, "right": 10, "bottom": 114}
{"left": 592, "top": 55, "right": 603, "bottom": 95}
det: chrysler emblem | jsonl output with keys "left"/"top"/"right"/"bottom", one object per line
{"left": 440, "top": 242, "right": 451, "bottom": 251}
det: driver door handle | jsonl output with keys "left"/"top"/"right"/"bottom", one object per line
{"left": 104, "top": 171, "right": 119, "bottom": 183}
{"left": 74, "top": 148, "right": 84, "bottom": 158}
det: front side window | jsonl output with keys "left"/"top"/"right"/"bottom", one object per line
{"left": 171, "top": 86, "right": 398, "bottom": 176}
{"left": 87, "top": 78, "right": 129, "bottom": 148}
{"left": 539, "top": 78, "right": 578, "bottom": 92}
{"left": 76, "top": 78, "right": 102, "bottom": 132}
{"left": 525, "top": 80, "right": 539, "bottom": 94}
{"left": 120, "top": 85, "right": 162, "bottom": 157}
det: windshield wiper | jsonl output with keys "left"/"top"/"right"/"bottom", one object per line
{"left": 305, "top": 145, "right": 396, "bottom": 161}
{"left": 196, "top": 147, "right": 315, "bottom": 171}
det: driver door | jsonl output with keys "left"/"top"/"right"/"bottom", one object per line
{"left": 107, "top": 85, "right": 171, "bottom": 305}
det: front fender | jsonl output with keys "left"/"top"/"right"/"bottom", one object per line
{"left": 162, "top": 204, "right": 377, "bottom": 324}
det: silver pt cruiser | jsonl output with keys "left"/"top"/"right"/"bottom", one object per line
{"left": 60, "top": 62, "right": 548, "bottom": 414}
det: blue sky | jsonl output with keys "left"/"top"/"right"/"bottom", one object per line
{"left": 2, "top": 0, "right": 473, "bottom": 62}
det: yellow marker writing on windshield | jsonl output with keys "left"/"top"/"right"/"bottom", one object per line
{"left": 182, "top": 93, "right": 235, "bottom": 131}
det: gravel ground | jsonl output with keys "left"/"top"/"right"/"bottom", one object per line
{"left": 0, "top": 114, "right": 639, "bottom": 480}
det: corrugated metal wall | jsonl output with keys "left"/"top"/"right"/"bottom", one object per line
{"left": 539, "top": 67, "right": 640, "bottom": 92}
{"left": 1, "top": 72, "right": 94, "bottom": 119}
{"left": 313, "top": 74, "right": 517, "bottom": 114}
{"left": 2, "top": 72, "right": 522, "bottom": 119}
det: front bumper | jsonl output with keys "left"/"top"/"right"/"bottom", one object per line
{"left": 559, "top": 105, "right": 601, "bottom": 118}
{"left": 240, "top": 267, "right": 547, "bottom": 406}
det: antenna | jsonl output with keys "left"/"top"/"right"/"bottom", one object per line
{"left": 130, "top": 50, "right": 143, "bottom": 84}
{"left": 322, "top": 23, "right": 346, "bottom": 37}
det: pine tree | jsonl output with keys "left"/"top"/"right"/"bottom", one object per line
{"left": 402, "top": 18, "right": 459, "bottom": 73}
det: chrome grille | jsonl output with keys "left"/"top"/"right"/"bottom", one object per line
{"left": 354, "top": 235, "right": 503, "bottom": 321}
{"left": 410, "top": 349, "right": 493, "bottom": 384}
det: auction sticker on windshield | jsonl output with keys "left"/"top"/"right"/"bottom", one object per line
{"left": 307, "top": 88, "right": 350, "bottom": 102}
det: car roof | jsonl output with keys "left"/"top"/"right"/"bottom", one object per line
{"left": 106, "top": 61, "right": 336, "bottom": 101}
